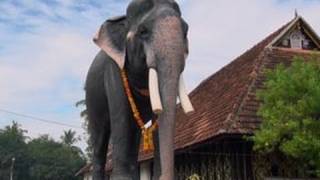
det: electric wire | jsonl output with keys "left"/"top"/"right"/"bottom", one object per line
{"left": 0, "top": 108, "right": 82, "bottom": 129}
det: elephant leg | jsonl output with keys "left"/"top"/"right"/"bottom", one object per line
{"left": 110, "top": 129, "right": 140, "bottom": 180}
{"left": 152, "top": 130, "right": 161, "bottom": 180}
{"left": 129, "top": 129, "right": 141, "bottom": 180}
{"left": 90, "top": 114, "right": 110, "bottom": 180}
{"left": 103, "top": 62, "right": 141, "bottom": 180}
{"left": 110, "top": 119, "right": 140, "bottom": 180}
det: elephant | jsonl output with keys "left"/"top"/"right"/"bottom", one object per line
{"left": 85, "top": 0, "right": 194, "bottom": 179}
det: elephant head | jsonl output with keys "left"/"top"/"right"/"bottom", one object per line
{"left": 93, "top": 0, "right": 194, "bottom": 179}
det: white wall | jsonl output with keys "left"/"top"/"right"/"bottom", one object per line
{"left": 84, "top": 173, "right": 92, "bottom": 180}
{"left": 140, "top": 162, "right": 152, "bottom": 180}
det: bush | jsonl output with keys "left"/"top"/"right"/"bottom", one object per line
{"left": 252, "top": 57, "right": 320, "bottom": 177}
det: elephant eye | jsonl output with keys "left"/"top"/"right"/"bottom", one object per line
{"left": 138, "top": 25, "right": 150, "bottom": 39}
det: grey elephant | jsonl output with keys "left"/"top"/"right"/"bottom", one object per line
{"left": 85, "top": 0, "right": 193, "bottom": 179}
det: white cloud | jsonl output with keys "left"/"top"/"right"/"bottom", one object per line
{"left": 182, "top": 0, "right": 320, "bottom": 90}
{"left": 0, "top": 30, "right": 92, "bottom": 148}
{"left": 0, "top": 0, "right": 125, "bottom": 150}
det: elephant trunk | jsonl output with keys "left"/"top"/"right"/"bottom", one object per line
{"left": 146, "top": 14, "right": 194, "bottom": 180}
{"left": 157, "top": 68, "right": 180, "bottom": 180}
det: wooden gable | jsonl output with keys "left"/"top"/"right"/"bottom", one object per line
{"left": 270, "top": 16, "right": 320, "bottom": 51}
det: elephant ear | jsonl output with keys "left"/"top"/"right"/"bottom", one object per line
{"left": 93, "top": 15, "right": 128, "bottom": 69}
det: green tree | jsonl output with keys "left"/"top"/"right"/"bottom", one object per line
{"left": 252, "top": 57, "right": 320, "bottom": 176}
{"left": 76, "top": 99, "right": 93, "bottom": 159}
{"left": 0, "top": 122, "right": 86, "bottom": 180}
{"left": 0, "top": 122, "right": 30, "bottom": 180}
{"left": 61, "top": 129, "right": 78, "bottom": 146}
{"left": 28, "top": 134, "right": 86, "bottom": 180}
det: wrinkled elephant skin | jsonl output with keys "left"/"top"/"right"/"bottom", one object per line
{"left": 85, "top": 0, "right": 192, "bottom": 179}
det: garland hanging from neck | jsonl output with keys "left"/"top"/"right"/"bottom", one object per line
{"left": 120, "top": 70, "right": 158, "bottom": 152}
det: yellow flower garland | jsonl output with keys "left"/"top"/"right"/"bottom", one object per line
{"left": 120, "top": 70, "right": 158, "bottom": 152}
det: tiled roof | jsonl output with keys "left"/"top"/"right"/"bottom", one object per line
{"left": 230, "top": 47, "right": 320, "bottom": 134}
{"left": 173, "top": 26, "right": 283, "bottom": 149}
{"left": 139, "top": 17, "right": 320, "bottom": 161}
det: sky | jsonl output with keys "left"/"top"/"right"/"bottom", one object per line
{"left": 0, "top": 0, "right": 320, "bottom": 150}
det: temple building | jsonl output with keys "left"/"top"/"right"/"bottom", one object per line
{"left": 76, "top": 14, "right": 320, "bottom": 180}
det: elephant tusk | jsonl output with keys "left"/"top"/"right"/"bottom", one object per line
{"left": 149, "top": 68, "right": 163, "bottom": 114}
{"left": 178, "top": 75, "right": 194, "bottom": 115}
{"left": 126, "top": 31, "right": 135, "bottom": 41}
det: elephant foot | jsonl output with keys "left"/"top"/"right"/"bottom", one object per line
{"left": 92, "top": 170, "right": 105, "bottom": 180}
{"left": 159, "top": 175, "right": 173, "bottom": 180}
{"left": 93, "top": 175, "right": 105, "bottom": 180}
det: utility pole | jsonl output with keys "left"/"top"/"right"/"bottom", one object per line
{"left": 10, "top": 157, "right": 15, "bottom": 180}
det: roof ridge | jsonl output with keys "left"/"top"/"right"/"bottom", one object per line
{"left": 266, "top": 16, "right": 299, "bottom": 48}
{"left": 267, "top": 16, "right": 320, "bottom": 49}
{"left": 227, "top": 48, "right": 271, "bottom": 132}
{"left": 221, "top": 20, "right": 294, "bottom": 133}
{"left": 189, "top": 18, "right": 292, "bottom": 98}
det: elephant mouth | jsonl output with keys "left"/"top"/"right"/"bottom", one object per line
{"left": 148, "top": 68, "right": 194, "bottom": 115}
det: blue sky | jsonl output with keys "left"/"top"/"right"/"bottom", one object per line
{"left": 0, "top": 0, "right": 320, "bottom": 149}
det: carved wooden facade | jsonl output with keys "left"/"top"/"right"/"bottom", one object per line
{"left": 175, "top": 138, "right": 253, "bottom": 180}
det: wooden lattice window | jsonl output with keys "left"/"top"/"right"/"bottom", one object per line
{"left": 290, "top": 30, "right": 303, "bottom": 49}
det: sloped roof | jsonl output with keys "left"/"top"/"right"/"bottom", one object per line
{"left": 232, "top": 47, "right": 320, "bottom": 135}
{"left": 139, "top": 16, "right": 320, "bottom": 161}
